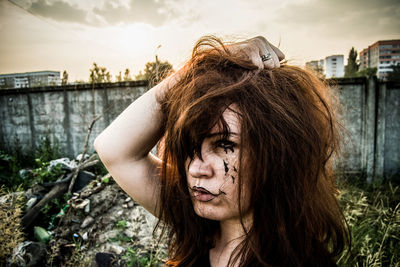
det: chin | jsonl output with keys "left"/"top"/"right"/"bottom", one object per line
{"left": 193, "top": 203, "right": 238, "bottom": 221}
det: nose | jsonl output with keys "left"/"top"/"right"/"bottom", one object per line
{"left": 188, "top": 154, "right": 214, "bottom": 178}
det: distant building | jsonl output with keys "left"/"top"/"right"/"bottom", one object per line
{"left": 0, "top": 71, "right": 61, "bottom": 89}
{"left": 305, "top": 55, "right": 344, "bottom": 78}
{"left": 324, "top": 55, "right": 344, "bottom": 78}
{"left": 359, "top": 39, "right": 400, "bottom": 80}
{"left": 305, "top": 59, "right": 324, "bottom": 74}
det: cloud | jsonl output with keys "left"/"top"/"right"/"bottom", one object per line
{"left": 28, "top": 0, "right": 89, "bottom": 24}
{"left": 26, "top": 0, "right": 170, "bottom": 27}
{"left": 93, "top": 0, "right": 169, "bottom": 26}
{"left": 275, "top": 0, "right": 400, "bottom": 38}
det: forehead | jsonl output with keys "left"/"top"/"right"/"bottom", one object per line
{"left": 209, "top": 104, "right": 241, "bottom": 135}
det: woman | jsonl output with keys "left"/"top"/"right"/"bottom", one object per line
{"left": 94, "top": 36, "right": 350, "bottom": 266}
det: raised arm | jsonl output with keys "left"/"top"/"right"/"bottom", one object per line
{"left": 94, "top": 36, "right": 284, "bottom": 217}
{"left": 93, "top": 72, "right": 180, "bottom": 216}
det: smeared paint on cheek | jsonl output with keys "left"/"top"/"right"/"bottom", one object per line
{"left": 223, "top": 160, "right": 229, "bottom": 174}
{"left": 222, "top": 155, "right": 238, "bottom": 184}
{"left": 223, "top": 146, "right": 235, "bottom": 154}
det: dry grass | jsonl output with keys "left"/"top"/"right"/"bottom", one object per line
{"left": 337, "top": 179, "right": 400, "bottom": 266}
{"left": 0, "top": 186, "right": 25, "bottom": 264}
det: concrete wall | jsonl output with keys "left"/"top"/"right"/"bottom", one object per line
{"left": 0, "top": 81, "right": 147, "bottom": 159}
{"left": 333, "top": 77, "right": 400, "bottom": 180}
{"left": 0, "top": 78, "right": 399, "bottom": 179}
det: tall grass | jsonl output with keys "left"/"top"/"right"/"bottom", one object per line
{"left": 337, "top": 177, "right": 400, "bottom": 266}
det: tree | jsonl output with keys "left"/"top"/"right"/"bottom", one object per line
{"left": 123, "top": 68, "right": 132, "bottom": 81}
{"left": 115, "top": 71, "right": 122, "bottom": 82}
{"left": 356, "top": 67, "right": 377, "bottom": 79}
{"left": 135, "top": 57, "right": 173, "bottom": 86}
{"left": 61, "top": 70, "right": 68, "bottom": 85}
{"left": 89, "top": 63, "right": 112, "bottom": 83}
{"left": 344, "top": 47, "right": 359, "bottom": 78}
{"left": 387, "top": 65, "right": 400, "bottom": 82}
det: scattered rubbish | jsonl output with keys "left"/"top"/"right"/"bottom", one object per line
{"left": 25, "top": 196, "right": 38, "bottom": 211}
{"left": 73, "top": 171, "right": 95, "bottom": 192}
{"left": 70, "top": 198, "right": 90, "bottom": 210}
{"left": 76, "top": 153, "right": 90, "bottom": 162}
{"left": 5, "top": 159, "right": 166, "bottom": 265}
{"left": 80, "top": 216, "right": 94, "bottom": 228}
{"left": 95, "top": 252, "right": 117, "bottom": 267}
{"left": 19, "top": 168, "right": 32, "bottom": 179}
{"left": 48, "top": 158, "right": 77, "bottom": 171}
{"left": 34, "top": 226, "right": 51, "bottom": 244}
{"left": 9, "top": 241, "right": 47, "bottom": 266}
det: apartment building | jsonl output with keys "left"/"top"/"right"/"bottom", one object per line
{"left": 359, "top": 39, "right": 400, "bottom": 80}
{"left": 0, "top": 71, "right": 61, "bottom": 89}
{"left": 305, "top": 55, "right": 344, "bottom": 78}
{"left": 324, "top": 55, "right": 344, "bottom": 78}
{"left": 305, "top": 59, "right": 324, "bottom": 74}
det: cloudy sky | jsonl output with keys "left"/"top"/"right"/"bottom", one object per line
{"left": 0, "top": 0, "right": 399, "bottom": 81}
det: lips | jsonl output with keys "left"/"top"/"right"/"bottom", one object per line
{"left": 191, "top": 186, "right": 217, "bottom": 202}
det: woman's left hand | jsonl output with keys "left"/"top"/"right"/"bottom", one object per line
{"left": 228, "top": 36, "right": 285, "bottom": 69}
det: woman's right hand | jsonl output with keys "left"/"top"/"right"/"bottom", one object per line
{"left": 228, "top": 36, "right": 285, "bottom": 69}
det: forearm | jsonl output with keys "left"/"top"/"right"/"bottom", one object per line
{"left": 94, "top": 72, "right": 178, "bottom": 164}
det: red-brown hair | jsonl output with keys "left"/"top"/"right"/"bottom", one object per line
{"left": 156, "top": 36, "right": 350, "bottom": 266}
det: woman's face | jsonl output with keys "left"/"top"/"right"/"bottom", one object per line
{"left": 186, "top": 105, "right": 251, "bottom": 221}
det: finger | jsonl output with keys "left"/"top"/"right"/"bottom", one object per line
{"left": 254, "top": 57, "right": 264, "bottom": 69}
{"left": 269, "top": 44, "right": 285, "bottom": 62}
{"left": 254, "top": 37, "right": 281, "bottom": 68}
{"left": 257, "top": 36, "right": 285, "bottom": 62}
{"left": 261, "top": 45, "right": 280, "bottom": 69}
{"left": 251, "top": 50, "right": 265, "bottom": 69}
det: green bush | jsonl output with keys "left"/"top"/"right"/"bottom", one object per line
{"left": 35, "top": 136, "right": 61, "bottom": 163}
{"left": 0, "top": 136, "right": 62, "bottom": 191}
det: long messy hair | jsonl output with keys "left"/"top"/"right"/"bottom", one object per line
{"left": 156, "top": 36, "right": 350, "bottom": 266}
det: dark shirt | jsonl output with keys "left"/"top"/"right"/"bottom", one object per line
{"left": 193, "top": 250, "right": 211, "bottom": 267}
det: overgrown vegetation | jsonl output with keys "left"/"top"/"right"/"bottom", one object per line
{"left": 122, "top": 247, "right": 164, "bottom": 267}
{"left": 0, "top": 136, "right": 62, "bottom": 191}
{"left": 109, "top": 220, "right": 165, "bottom": 266}
{"left": 337, "top": 175, "right": 400, "bottom": 266}
{"left": 0, "top": 186, "right": 25, "bottom": 265}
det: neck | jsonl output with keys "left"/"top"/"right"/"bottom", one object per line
{"left": 216, "top": 212, "right": 252, "bottom": 249}
{"left": 209, "top": 213, "right": 252, "bottom": 267}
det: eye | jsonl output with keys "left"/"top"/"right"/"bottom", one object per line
{"left": 214, "top": 139, "right": 236, "bottom": 153}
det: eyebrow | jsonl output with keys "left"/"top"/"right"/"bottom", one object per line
{"left": 205, "top": 132, "right": 239, "bottom": 138}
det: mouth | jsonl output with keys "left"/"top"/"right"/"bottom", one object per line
{"left": 190, "top": 186, "right": 225, "bottom": 202}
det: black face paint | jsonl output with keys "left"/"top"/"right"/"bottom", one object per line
{"left": 223, "top": 160, "right": 229, "bottom": 174}
{"left": 223, "top": 146, "right": 234, "bottom": 154}
{"left": 233, "top": 166, "right": 237, "bottom": 173}
{"left": 218, "top": 189, "right": 227, "bottom": 195}
{"left": 231, "top": 175, "right": 235, "bottom": 183}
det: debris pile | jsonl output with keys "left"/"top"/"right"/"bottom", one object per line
{"left": 47, "top": 178, "right": 166, "bottom": 266}
{"left": 3, "top": 155, "right": 166, "bottom": 266}
{"left": 2, "top": 116, "right": 167, "bottom": 266}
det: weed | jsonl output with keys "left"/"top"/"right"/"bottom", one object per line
{"left": 0, "top": 136, "right": 62, "bottom": 191}
{"left": 0, "top": 151, "right": 29, "bottom": 191}
{"left": 0, "top": 186, "right": 25, "bottom": 265}
{"left": 40, "top": 193, "right": 69, "bottom": 230}
{"left": 31, "top": 158, "right": 66, "bottom": 185}
{"left": 116, "top": 220, "right": 128, "bottom": 230}
{"left": 108, "top": 233, "right": 132, "bottom": 245}
{"left": 122, "top": 247, "right": 163, "bottom": 267}
{"left": 35, "top": 136, "right": 61, "bottom": 163}
{"left": 337, "top": 178, "right": 400, "bottom": 266}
